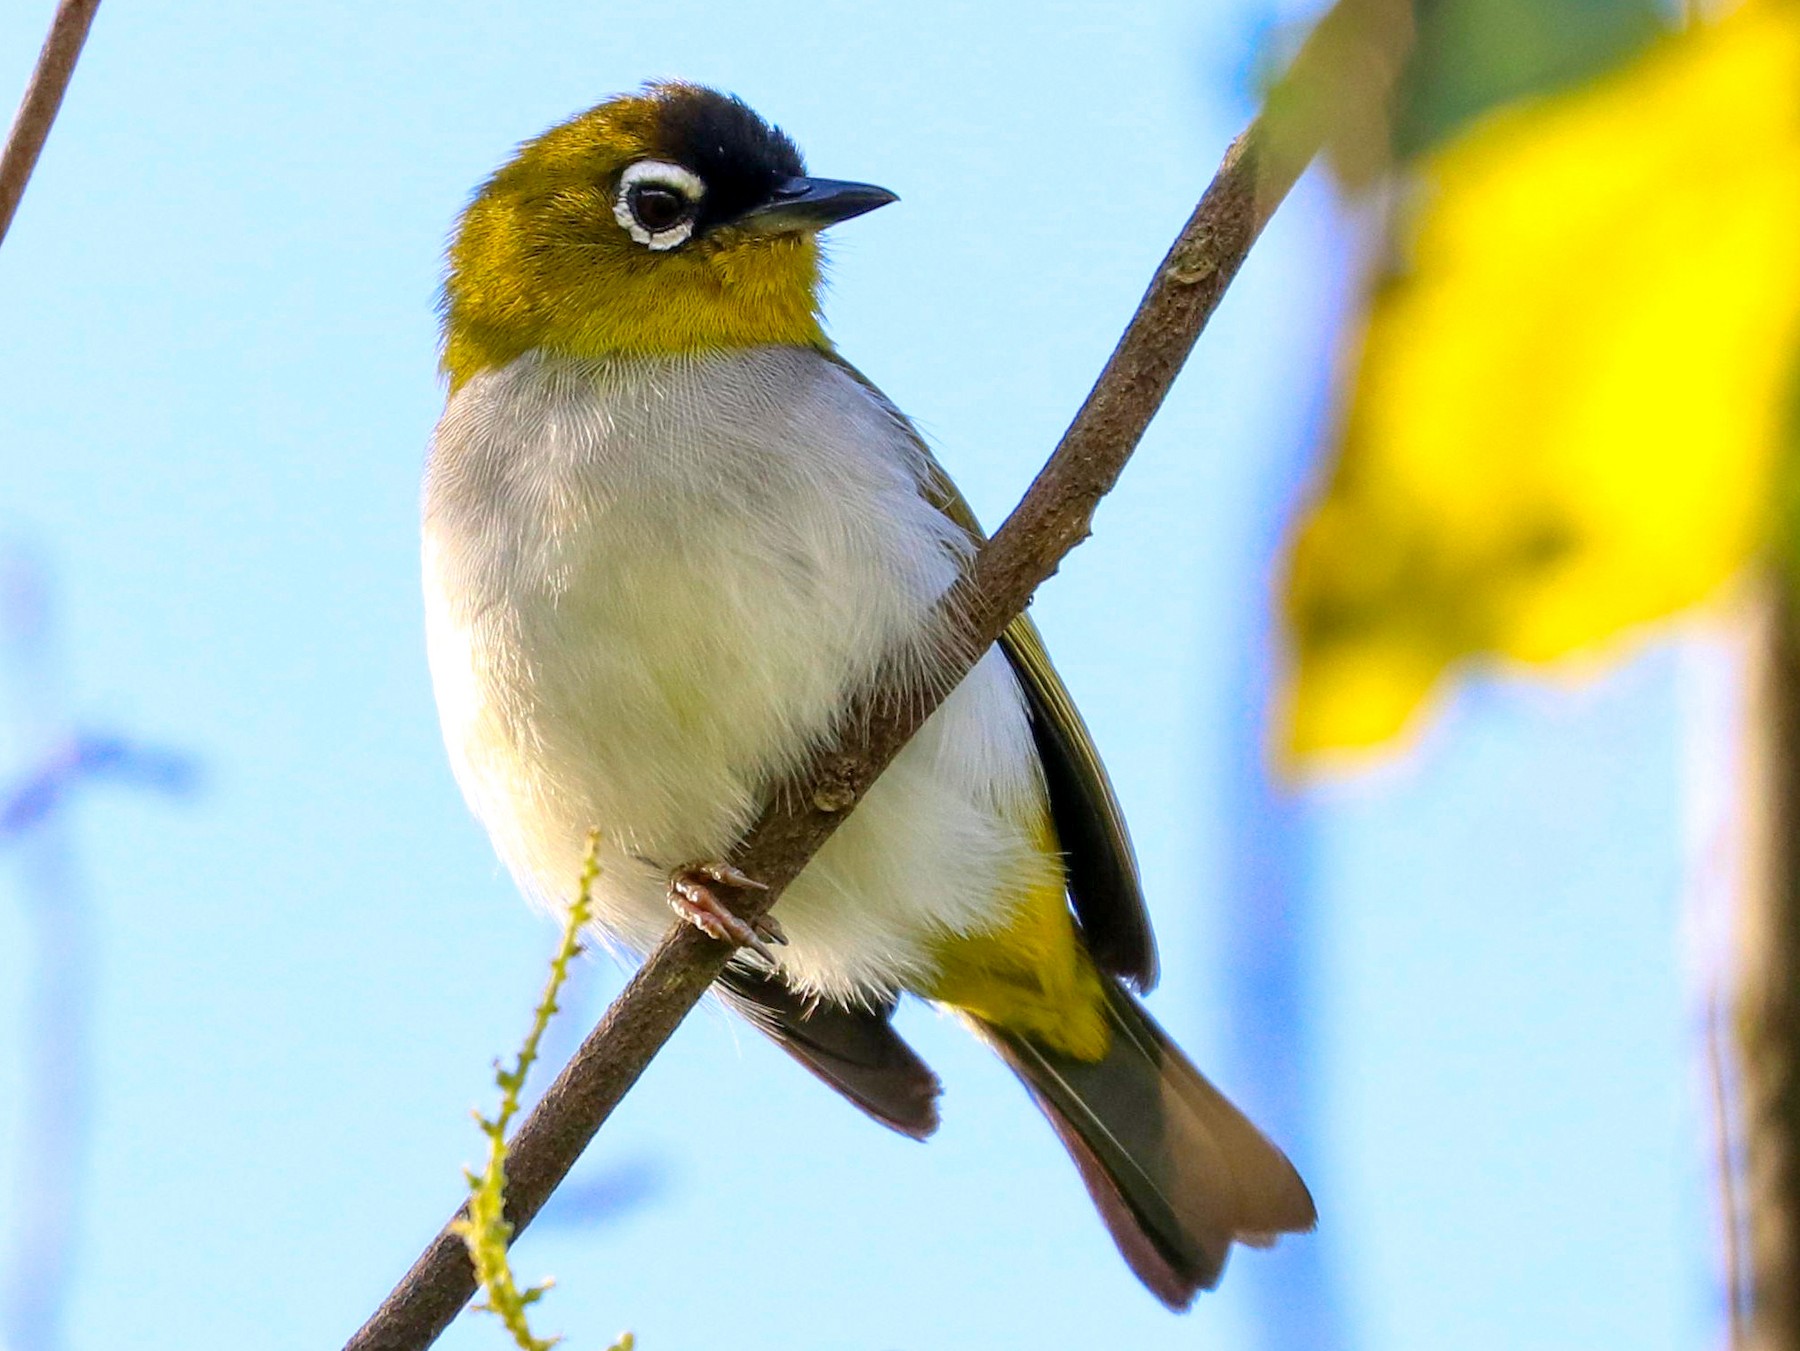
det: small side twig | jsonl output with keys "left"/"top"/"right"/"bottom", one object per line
{"left": 346, "top": 109, "right": 1315, "bottom": 1351}
{"left": 0, "top": 0, "right": 103, "bottom": 249}
{"left": 452, "top": 832, "right": 601, "bottom": 1351}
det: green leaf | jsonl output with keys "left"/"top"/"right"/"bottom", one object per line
{"left": 1394, "top": 0, "right": 1669, "bottom": 157}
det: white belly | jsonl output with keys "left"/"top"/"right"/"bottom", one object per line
{"left": 421, "top": 346, "right": 1055, "bottom": 1001}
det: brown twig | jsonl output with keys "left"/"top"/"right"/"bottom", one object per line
{"left": 0, "top": 0, "right": 102, "bottom": 250}
{"left": 344, "top": 112, "right": 1313, "bottom": 1351}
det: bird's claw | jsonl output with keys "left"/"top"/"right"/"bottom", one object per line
{"left": 688, "top": 860, "right": 769, "bottom": 893}
{"left": 668, "top": 862, "right": 781, "bottom": 961}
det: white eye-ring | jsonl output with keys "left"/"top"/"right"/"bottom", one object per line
{"left": 613, "top": 159, "right": 705, "bottom": 251}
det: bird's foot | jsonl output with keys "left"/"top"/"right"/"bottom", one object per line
{"left": 667, "top": 862, "right": 781, "bottom": 961}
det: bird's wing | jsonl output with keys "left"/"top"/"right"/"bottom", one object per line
{"left": 823, "top": 352, "right": 1157, "bottom": 989}
{"left": 716, "top": 963, "right": 941, "bottom": 1139}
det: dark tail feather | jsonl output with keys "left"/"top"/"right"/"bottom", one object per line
{"left": 983, "top": 980, "right": 1315, "bottom": 1308}
{"left": 718, "top": 964, "right": 942, "bottom": 1140}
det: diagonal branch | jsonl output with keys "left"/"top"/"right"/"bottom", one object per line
{"left": 345, "top": 110, "right": 1315, "bottom": 1351}
{"left": 0, "top": 0, "right": 103, "bottom": 250}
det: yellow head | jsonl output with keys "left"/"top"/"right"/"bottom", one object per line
{"left": 441, "top": 83, "right": 896, "bottom": 389}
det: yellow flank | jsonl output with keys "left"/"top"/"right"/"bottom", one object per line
{"left": 923, "top": 817, "right": 1110, "bottom": 1062}
{"left": 441, "top": 87, "right": 828, "bottom": 390}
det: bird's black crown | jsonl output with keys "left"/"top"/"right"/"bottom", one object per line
{"left": 647, "top": 86, "right": 807, "bottom": 232}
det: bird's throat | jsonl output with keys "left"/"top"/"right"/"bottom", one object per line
{"left": 441, "top": 229, "right": 830, "bottom": 390}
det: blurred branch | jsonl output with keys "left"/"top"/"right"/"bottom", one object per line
{"left": 0, "top": 0, "right": 102, "bottom": 249}
{"left": 1740, "top": 576, "right": 1800, "bottom": 1350}
{"left": 346, "top": 102, "right": 1316, "bottom": 1351}
{"left": 2, "top": 760, "right": 88, "bottom": 1351}
{"left": 0, "top": 735, "right": 197, "bottom": 839}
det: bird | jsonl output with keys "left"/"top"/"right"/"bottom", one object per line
{"left": 422, "top": 82, "right": 1315, "bottom": 1307}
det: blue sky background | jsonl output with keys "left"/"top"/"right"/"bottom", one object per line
{"left": 0, "top": 1, "right": 1708, "bottom": 1348}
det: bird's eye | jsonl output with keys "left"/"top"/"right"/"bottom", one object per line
{"left": 612, "top": 160, "right": 705, "bottom": 251}
{"left": 629, "top": 184, "right": 688, "bottom": 233}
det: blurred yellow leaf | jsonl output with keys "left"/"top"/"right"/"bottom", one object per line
{"left": 1281, "top": 0, "right": 1800, "bottom": 764}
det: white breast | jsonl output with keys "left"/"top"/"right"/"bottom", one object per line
{"left": 422, "top": 347, "right": 1055, "bottom": 1001}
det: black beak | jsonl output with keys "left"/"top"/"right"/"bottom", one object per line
{"left": 736, "top": 177, "right": 898, "bottom": 235}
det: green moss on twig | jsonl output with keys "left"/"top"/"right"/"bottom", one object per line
{"left": 453, "top": 831, "right": 632, "bottom": 1351}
